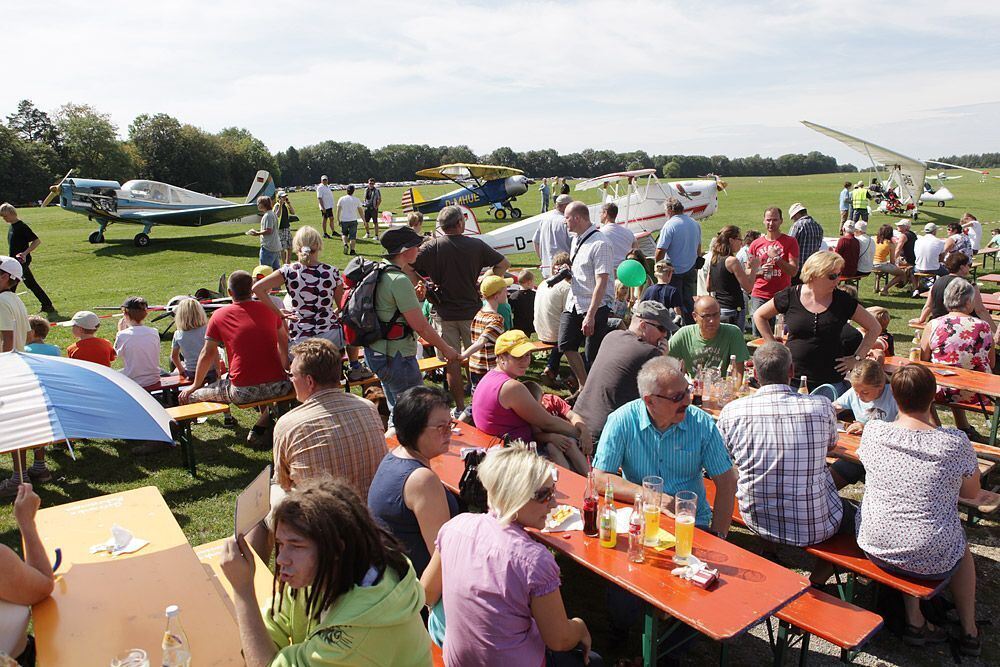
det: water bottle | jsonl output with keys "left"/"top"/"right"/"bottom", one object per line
{"left": 161, "top": 605, "right": 191, "bottom": 667}
{"left": 628, "top": 492, "right": 645, "bottom": 563}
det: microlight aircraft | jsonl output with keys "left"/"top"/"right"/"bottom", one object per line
{"left": 401, "top": 163, "right": 531, "bottom": 220}
{"left": 42, "top": 170, "right": 275, "bottom": 247}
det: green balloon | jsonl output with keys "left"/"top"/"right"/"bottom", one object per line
{"left": 617, "top": 259, "right": 647, "bottom": 287}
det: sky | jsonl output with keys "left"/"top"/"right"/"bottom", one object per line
{"left": 5, "top": 0, "right": 999, "bottom": 166}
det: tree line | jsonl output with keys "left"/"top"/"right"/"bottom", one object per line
{"left": 932, "top": 154, "right": 1000, "bottom": 170}
{"left": 2, "top": 98, "right": 865, "bottom": 205}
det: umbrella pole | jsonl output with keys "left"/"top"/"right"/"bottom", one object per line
{"left": 65, "top": 439, "right": 77, "bottom": 461}
{"left": 14, "top": 450, "right": 24, "bottom": 482}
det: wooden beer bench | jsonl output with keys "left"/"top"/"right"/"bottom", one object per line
{"left": 166, "top": 401, "right": 231, "bottom": 476}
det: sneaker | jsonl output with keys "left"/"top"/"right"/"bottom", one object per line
{"left": 223, "top": 413, "right": 237, "bottom": 427}
{"left": 902, "top": 622, "right": 950, "bottom": 647}
{"left": 911, "top": 289, "right": 922, "bottom": 298}
{"left": 131, "top": 440, "right": 174, "bottom": 456}
{"left": 330, "top": 229, "right": 341, "bottom": 238}
{"left": 959, "top": 630, "right": 983, "bottom": 656}
{"left": 27, "top": 466, "right": 53, "bottom": 483}
{"left": 343, "top": 244, "right": 349, "bottom": 255}
{"left": 324, "top": 233, "right": 333, "bottom": 239}
{"left": 363, "top": 233, "right": 371, "bottom": 239}
{"left": 347, "top": 366, "right": 375, "bottom": 382}
{"left": 247, "top": 425, "right": 272, "bottom": 450}
{"left": 0, "top": 478, "right": 25, "bottom": 501}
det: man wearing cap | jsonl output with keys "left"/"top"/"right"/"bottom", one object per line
{"left": 560, "top": 201, "right": 614, "bottom": 387}
{"left": 413, "top": 205, "right": 509, "bottom": 410}
{"left": 654, "top": 197, "right": 702, "bottom": 323}
{"left": 363, "top": 178, "right": 382, "bottom": 240}
{"left": 914, "top": 222, "right": 948, "bottom": 277}
{"left": 669, "top": 295, "right": 749, "bottom": 379}
{"left": 896, "top": 218, "right": 918, "bottom": 269}
{"left": 854, "top": 220, "right": 875, "bottom": 276}
{"left": 573, "top": 300, "right": 673, "bottom": 441}
{"left": 370, "top": 226, "right": 462, "bottom": 427}
{"left": 532, "top": 194, "right": 572, "bottom": 278}
{"left": 316, "top": 175, "right": 339, "bottom": 240}
{"left": 1, "top": 203, "right": 54, "bottom": 314}
{"left": 850, "top": 180, "right": 871, "bottom": 223}
{"left": 0, "top": 256, "right": 28, "bottom": 353}
{"left": 838, "top": 181, "right": 852, "bottom": 225}
{"left": 834, "top": 221, "right": 861, "bottom": 277}
{"left": 539, "top": 177, "right": 551, "bottom": 213}
{"left": 788, "top": 203, "right": 824, "bottom": 270}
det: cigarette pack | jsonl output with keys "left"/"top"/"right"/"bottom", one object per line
{"left": 689, "top": 567, "right": 719, "bottom": 589}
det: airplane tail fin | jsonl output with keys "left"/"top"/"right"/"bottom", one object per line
{"left": 400, "top": 187, "right": 425, "bottom": 212}
{"left": 245, "top": 170, "right": 275, "bottom": 204}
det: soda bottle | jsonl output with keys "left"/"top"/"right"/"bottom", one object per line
{"left": 774, "top": 314, "right": 785, "bottom": 341}
{"left": 798, "top": 375, "right": 809, "bottom": 395}
{"left": 599, "top": 479, "right": 617, "bottom": 548}
{"left": 691, "top": 365, "right": 703, "bottom": 407}
{"left": 628, "top": 492, "right": 645, "bottom": 563}
{"left": 161, "top": 605, "right": 191, "bottom": 667}
{"left": 582, "top": 467, "right": 598, "bottom": 537}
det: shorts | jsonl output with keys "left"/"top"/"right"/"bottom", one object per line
{"left": 872, "top": 262, "right": 904, "bottom": 275}
{"left": 189, "top": 375, "right": 293, "bottom": 406}
{"left": 340, "top": 219, "right": 359, "bottom": 240}
{"left": 278, "top": 227, "right": 292, "bottom": 250}
{"left": 321, "top": 207, "right": 334, "bottom": 219}
{"left": 290, "top": 327, "right": 344, "bottom": 351}
{"left": 259, "top": 248, "right": 280, "bottom": 270}
{"left": 557, "top": 305, "right": 610, "bottom": 364}
{"left": 850, "top": 208, "right": 869, "bottom": 222}
{"left": 430, "top": 313, "right": 472, "bottom": 360}
{"left": 364, "top": 207, "right": 378, "bottom": 223}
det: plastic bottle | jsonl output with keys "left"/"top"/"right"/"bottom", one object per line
{"left": 161, "top": 605, "right": 191, "bottom": 667}
{"left": 628, "top": 492, "right": 645, "bottom": 563}
{"left": 798, "top": 375, "right": 809, "bottom": 394}
{"left": 599, "top": 479, "right": 617, "bottom": 548}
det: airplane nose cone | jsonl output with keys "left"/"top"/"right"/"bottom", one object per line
{"left": 505, "top": 176, "right": 528, "bottom": 197}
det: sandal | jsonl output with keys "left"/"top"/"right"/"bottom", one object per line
{"left": 902, "top": 622, "right": 949, "bottom": 646}
{"left": 959, "top": 629, "right": 982, "bottom": 656}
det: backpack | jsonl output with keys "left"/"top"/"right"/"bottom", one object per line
{"left": 342, "top": 257, "right": 410, "bottom": 346}
{"left": 458, "top": 448, "right": 489, "bottom": 513}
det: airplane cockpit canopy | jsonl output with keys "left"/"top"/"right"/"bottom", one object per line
{"left": 121, "top": 180, "right": 226, "bottom": 206}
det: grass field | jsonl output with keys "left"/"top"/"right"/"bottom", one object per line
{"left": 3, "top": 171, "right": 999, "bottom": 664}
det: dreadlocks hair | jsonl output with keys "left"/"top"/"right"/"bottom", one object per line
{"left": 269, "top": 476, "right": 410, "bottom": 623}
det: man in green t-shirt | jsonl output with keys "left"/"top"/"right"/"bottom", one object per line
{"left": 668, "top": 295, "right": 749, "bottom": 379}
{"left": 366, "top": 227, "right": 460, "bottom": 428}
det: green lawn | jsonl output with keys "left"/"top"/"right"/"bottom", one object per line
{"left": 3, "top": 171, "right": 999, "bottom": 664}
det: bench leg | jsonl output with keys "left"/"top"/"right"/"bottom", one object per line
{"left": 798, "top": 632, "right": 811, "bottom": 667}
{"left": 989, "top": 399, "right": 999, "bottom": 447}
{"left": 642, "top": 607, "right": 658, "bottom": 667}
{"left": 175, "top": 422, "right": 197, "bottom": 478}
{"left": 773, "top": 622, "right": 789, "bottom": 666}
{"left": 832, "top": 570, "right": 856, "bottom": 603}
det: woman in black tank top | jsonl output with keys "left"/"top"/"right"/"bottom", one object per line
{"left": 707, "top": 226, "right": 759, "bottom": 332}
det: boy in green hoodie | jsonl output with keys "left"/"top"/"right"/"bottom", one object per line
{"left": 221, "top": 478, "right": 431, "bottom": 666}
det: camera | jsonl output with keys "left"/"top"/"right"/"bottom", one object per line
{"left": 546, "top": 266, "right": 572, "bottom": 287}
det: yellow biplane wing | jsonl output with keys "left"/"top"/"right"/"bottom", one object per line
{"left": 415, "top": 163, "right": 524, "bottom": 181}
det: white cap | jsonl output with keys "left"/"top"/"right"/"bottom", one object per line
{"left": 276, "top": 189, "right": 286, "bottom": 198}
{"left": 70, "top": 311, "right": 100, "bottom": 329}
{"left": 924, "top": 223, "right": 938, "bottom": 234}
{"left": 320, "top": 175, "right": 329, "bottom": 181}
{"left": 895, "top": 219, "right": 910, "bottom": 227}
{"left": 843, "top": 221, "right": 855, "bottom": 233}
{"left": 0, "top": 256, "right": 23, "bottom": 281}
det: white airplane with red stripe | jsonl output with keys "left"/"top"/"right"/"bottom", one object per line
{"left": 477, "top": 169, "right": 725, "bottom": 256}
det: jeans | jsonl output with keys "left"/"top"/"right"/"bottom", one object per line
{"left": 546, "top": 648, "right": 604, "bottom": 666}
{"left": 364, "top": 349, "right": 422, "bottom": 427}
{"left": 750, "top": 296, "right": 774, "bottom": 337}
{"left": 719, "top": 307, "right": 745, "bottom": 332}
{"left": 259, "top": 248, "right": 280, "bottom": 270}
{"left": 670, "top": 266, "right": 698, "bottom": 324}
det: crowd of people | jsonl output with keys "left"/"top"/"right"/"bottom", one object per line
{"left": 0, "top": 180, "right": 993, "bottom": 665}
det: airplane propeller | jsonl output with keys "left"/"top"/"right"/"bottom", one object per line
{"left": 41, "top": 169, "right": 73, "bottom": 207}
{"left": 700, "top": 173, "right": 729, "bottom": 195}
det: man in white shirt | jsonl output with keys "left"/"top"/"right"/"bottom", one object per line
{"left": 534, "top": 250, "right": 572, "bottom": 386}
{"left": 315, "top": 175, "right": 339, "bottom": 240}
{"left": 559, "top": 202, "right": 613, "bottom": 388}
{"left": 914, "top": 223, "right": 947, "bottom": 279}
{"left": 336, "top": 185, "right": 364, "bottom": 255}
{"left": 114, "top": 296, "right": 163, "bottom": 389}
{"left": 0, "top": 256, "right": 29, "bottom": 352}
{"left": 962, "top": 212, "right": 983, "bottom": 252}
{"left": 599, "top": 202, "right": 637, "bottom": 271}
{"left": 532, "top": 194, "right": 572, "bottom": 277}
{"left": 854, "top": 220, "right": 875, "bottom": 275}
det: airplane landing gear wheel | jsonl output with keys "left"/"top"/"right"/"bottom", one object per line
{"left": 494, "top": 208, "right": 507, "bottom": 220}
{"left": 88, "top": 231, "right": 105, "bottom": 244}
{"left": 134, "top": 233, "right": 150, "bottom": 248}
{"left": 510, "top": 208, "right": 522, "bottom": 219}
{"left": 937, "top": 201, "right": 945, "bottom": 207}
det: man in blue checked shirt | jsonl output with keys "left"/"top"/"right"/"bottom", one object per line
{"left": 593, "top": 356, "right": 737, "bottom": 537}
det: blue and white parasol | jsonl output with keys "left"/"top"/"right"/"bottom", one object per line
{"left": 0, "top": 351, "right": 173, "bottom": 454}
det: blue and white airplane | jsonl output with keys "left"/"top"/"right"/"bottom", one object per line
{"left": 42, "top": 170, "right": 275, "bottom": 247}
{"left": 401, "top": 163, "right": 531, "bottom": 220}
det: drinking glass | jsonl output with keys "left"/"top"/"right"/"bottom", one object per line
{"left": 673, "top": 490, "right": 697, "bottom": 565}
{"left": 110, "top": 649, "right": 149, "bottom": 667}
{"left": 641, "top": 476, "right": 663, "bottom": 547}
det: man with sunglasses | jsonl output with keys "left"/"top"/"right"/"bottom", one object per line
{"left": 574, "top": 301, "right": 677, "bottom": 442}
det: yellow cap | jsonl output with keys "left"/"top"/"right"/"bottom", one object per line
{"left": 494, "top": 329, "right": 536, "bottom": 357}
{"left": 480, "top": 275, "right": 514, "bottom": 298}
{"left": 253, "top": 265, "right": 273, "bottom": 278}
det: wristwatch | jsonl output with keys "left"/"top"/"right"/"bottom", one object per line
{"left": 853, "top": 355, "right": 862, "bottom": 362}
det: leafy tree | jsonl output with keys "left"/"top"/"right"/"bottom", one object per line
{"left": 128, "top": 113, "right": 185, "bottom": 183}
{"left": 6, "top": 100, "right": 65, "bottom": 170}
{"left": 218, "top": 127, "right": 280, "bottom": 193}
{"left": 661, "top": 160, "right": 680, "bottom": 178}
{"left": 56, "top": 103, "right": 135, "bottom": 179}
{"left": 0, "top": 123, "right": 61, "bottom": 204}
{"left": 487, "top": 146, "right": 519, "bottom": 167}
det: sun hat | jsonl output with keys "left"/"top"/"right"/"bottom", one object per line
{"left": 788, "top": 203, "right": 807, "bottom": 219}
{"left": 632, "top": 300, "right": 677, "bottom": 333}
{"left": 379, "top": 226, "right": 424, "bottom": 257}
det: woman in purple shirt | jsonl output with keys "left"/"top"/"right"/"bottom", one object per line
{"left": 421, "top": 445, "right": 601, "bottom": 666}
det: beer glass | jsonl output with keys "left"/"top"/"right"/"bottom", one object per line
{"left": 641, "top": 476, "right": 663, "bottom": 547}
{"left": 673, "top": 490, "right": 697, "bottom": 565}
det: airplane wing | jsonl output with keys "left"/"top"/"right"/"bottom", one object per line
{"left": 415, "top": 163, "right": 523, "bottom": 181}
{"left": 97, "top": 203, "right": 258, "bottom": 227}
{"left": 801, "top": 120, "right": 926, "bottom": 205}
{"left": 575, "top": 169, "right": 657, "bottom": 191}
{"left": 924, "top": 160, "right": 991, "bottom": 177}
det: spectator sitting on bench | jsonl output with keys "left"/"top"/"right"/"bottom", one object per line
{"left": 114, "top": 296, "right": 162, "bottom": 390}
{"left": 24, "top": 315, "right": 59, "bottom": 356}
{"left": 718, "top": 343, "right": 854, "bottom": 585}
{"left": 170, "top": 298, "right": 216, "bottom": 383}
{"left": 834, "top": 221, "right": 860, "bottom": 278}
{"left": 909, "top": 252, "right": 995, "bottom": 334}
{"left": 855, "top": 364, "right": 982, "bottom": 656}
{"left": 179, "top": 271, "right": 292, "bottom": 449}
{"left": 918, "top": 277, "right": 995, "bottom": 443}
{"left": 66, "top": 310, "right": 115, "bottom": 366}
{"left": 988, "top": 228, "right": 1000, "bottom": 249}
{"left": 828, "top": 359, "right": 898, "bottom": 488}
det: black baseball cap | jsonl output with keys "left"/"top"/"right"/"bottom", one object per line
{"left": 380, "top": 227, "right": 424, "bottom": 257}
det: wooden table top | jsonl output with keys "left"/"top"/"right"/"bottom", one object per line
{"left": 977, "top": 273, "right": 1000, "bottom": 283}
{"left": 195, "top": 538, "right": 275, "bottom": 619}
{"left": 32, "top": 487, "right": 245, "bottom": 666}
{"left": 416, "top": 423, "right": 810, "bottom": 641}
{"left": 883, "top": 356, "right": 1000, "bottom": 399}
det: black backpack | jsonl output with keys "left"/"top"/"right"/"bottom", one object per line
{"left": 342, "top": 257, "right": 410, "bottom": 347}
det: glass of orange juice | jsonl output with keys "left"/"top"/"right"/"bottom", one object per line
{"left": 673, "top": 490, "right": 697, "bottom": 565}
{"left": 641, "top": 476, "right": 662, "bottom": 547}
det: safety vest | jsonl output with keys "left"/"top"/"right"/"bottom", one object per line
{"left": 851, "top": 187, "right": 869, "bottom": 210}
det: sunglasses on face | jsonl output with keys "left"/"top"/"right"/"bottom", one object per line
{"left": 826, "top": 273, "right": 839, "bottom": 281}
{"left": 651, "top": 384, "right": 693, "bottom": 403}
{"left": 533, "top": 484, "right": 556, "bottom": 503}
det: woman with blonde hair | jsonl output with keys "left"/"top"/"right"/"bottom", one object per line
{"left": 421, "top": 444, "right": 600, "bottom": 666}
{"left": 170, "top": 297, "right": 217, "bottom": 382}
{"left": 754, "top": 251, "right": 881, "bottom": 392}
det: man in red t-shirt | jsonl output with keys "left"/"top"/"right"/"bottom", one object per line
{"left": 833, "top": 221, "right": 861, "bottom": 277}
{"left": 179, "top": 271, "right": 291, "bottom": 446}
{"left": 749, "top": 207, "right": 799, "bottom": 334}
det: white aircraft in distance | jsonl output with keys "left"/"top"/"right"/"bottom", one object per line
{"left": 476, "top": 169, "right": 725, "bottom": 257}
{"left": 802, "top": 121, "right": 995, "bottom": 216}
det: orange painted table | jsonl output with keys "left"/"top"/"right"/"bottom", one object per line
{"left": 195, "top": 538, "right": 275, "bottom": 618}
{"left": 978, "top": 273, "right": 1000, "bottom": 284}
{"left": 409, "top": 422, "right": 809, "bottom": 664}
{"left": 32, "top": 487, "right": 245, "bottom": 666}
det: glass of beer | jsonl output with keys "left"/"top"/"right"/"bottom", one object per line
{"left": 641, "top": 476, "right": 663, "bottom": 547}
{"left": 673, "top": 490, "right": 697, "bottom": 565}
